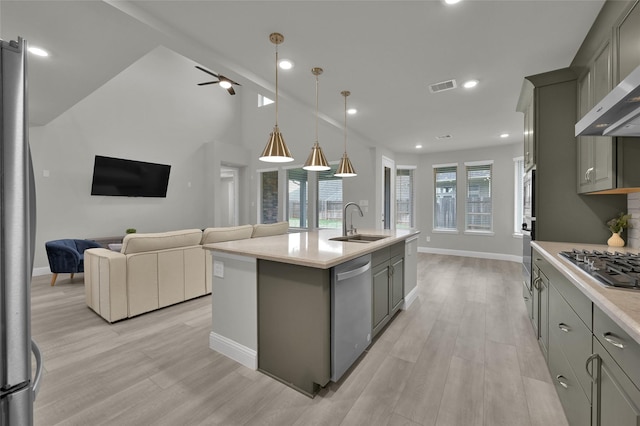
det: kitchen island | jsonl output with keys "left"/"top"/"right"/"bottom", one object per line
{"left": 203, "top": 228, "right": 420, "bottom": 396}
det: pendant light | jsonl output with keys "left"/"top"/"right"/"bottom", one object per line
{"left": 335, "top": 90, "right": 357, "bottom": 177}
{"left": 303, "top": 67, "right": 330, "bottom": 171}
{"left": 260, "top": 33, "right": 294, "bottom": 163}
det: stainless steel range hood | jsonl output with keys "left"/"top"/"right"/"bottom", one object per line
{"left": 575, "top": 64, "right": 640, "bottom": 137}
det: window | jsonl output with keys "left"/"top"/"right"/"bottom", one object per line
{"left": 396, "top": 167, "right": 415, "bottom": 229}
{"left": 434, "top": 164, "right": 457, "bottom": 230}
{"left": 260, "top": 170, "right": 279, "bottom": 224}
{"left": 317, "top": 164, "right": 342, "bottom": 229}
{"left": 287, "top": 168, "right": 308, "bottom": 228}
{"left": 465, "top": 161, "right": 493, "bottom": 232}
{"left": 514, "top": 157, "right": 524, "bottom": 235}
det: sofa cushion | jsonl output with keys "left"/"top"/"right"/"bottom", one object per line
{"left": 251, "top": 221, "right": 289, "bottom": 238}
{"left": 201, "top": 225, "right": 253, "bottom": 244}
{"left": 121, "top": 229, "right": 203, "bottom": 254}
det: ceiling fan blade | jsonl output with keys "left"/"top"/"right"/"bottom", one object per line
{"left": 195, "top": 65, "right": 220, "bottom": 79}
{"left": 227, "top": 86, "right": 236, "bottom": 95}
{"left": 198, "top": 81, "right": 219, "bottom": 86}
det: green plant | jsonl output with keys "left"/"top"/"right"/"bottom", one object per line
{"left": 126, "top": 228, "right": 137, "bottom": 234}
{"left": 606, "top": 213, "right": 631, "bottom": 233}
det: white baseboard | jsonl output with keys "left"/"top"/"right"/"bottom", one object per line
{"left": 209, "top": 331, "right": 257, "bottom": 370}
{"left": 418, "top": 246, "right": 522, "bottom": 263}
{"left": 402, "top": 286, "right": 419, "bottom": 310}
{"left": 32, "top": 266, "right": 51, "bottom": 277}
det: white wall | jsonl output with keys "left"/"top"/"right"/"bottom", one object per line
{"left": 396, "top": 143, "right": 523, "bottom": 261}
{"left": 31, "top": 44, "right": 525, "bottom": 272}
{"left": 31, "top": 46, "right": 242, "bottom": 269}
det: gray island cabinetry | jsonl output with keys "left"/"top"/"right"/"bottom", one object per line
{"left": 203, "top": 229, "right": 419, "bottom": 397}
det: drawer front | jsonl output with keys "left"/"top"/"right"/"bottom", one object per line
{"left": 549, "top": 284, "right": 592, "bottom": 402}
{"left": 548, "top": 340, "right": 592, "bottom": 426}
{"left": 535, "top": 253, "right": 592, "bottom": 329}
{"left": 372, "top": 247, "right": 390, "bottom": 268}
{"left": 594, "top": 304, "right": 640, "bottom": 387}
{"left": 390, "top": 242, "right": 404, "bottom": 259}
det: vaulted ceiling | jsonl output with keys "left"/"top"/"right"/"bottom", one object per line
{"left": 2, "top": 0, "right": 605, "bottom": 153}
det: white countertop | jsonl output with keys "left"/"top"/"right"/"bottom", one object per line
{"left": 203, "top": 228, "right": 420, "bottom": 269}
{"left": 532, "top": 241, "right": 640, "bottom": 345}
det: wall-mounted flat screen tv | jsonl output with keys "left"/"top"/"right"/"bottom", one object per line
{"left": 91, "top": 155, "right": 171, "bottom": 197}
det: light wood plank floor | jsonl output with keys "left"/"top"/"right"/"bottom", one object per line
{"left": 31, "top": 254, "right": 568, "bottom": 426}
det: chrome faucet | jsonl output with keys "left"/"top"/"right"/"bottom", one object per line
{"left": 343, "top": 202, "right": 364, "bottom": 236}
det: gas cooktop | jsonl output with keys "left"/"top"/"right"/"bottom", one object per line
{"left": 559, "top": 249, "right": 640, "bottom": 289}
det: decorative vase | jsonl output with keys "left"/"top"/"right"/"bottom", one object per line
{"left": 607, "top": 230, "right": 625, "bottom": 247}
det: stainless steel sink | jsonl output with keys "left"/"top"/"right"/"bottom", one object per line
{"left": 329, "top": 234, "right": 390, "bottom": 243}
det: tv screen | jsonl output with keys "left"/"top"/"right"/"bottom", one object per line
{"left": 91, "top": 155, "right": 171, "bottom": 197}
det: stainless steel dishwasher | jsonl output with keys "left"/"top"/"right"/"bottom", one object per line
{"left": 331, "top": 254, "right": 372, "bottom": 382}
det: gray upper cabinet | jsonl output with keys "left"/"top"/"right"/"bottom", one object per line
{"left": 577, "top": 41, "right": 616, "bottom": 194}
{"left": 524, "top": 102, "right": 535, "bottom": 172}
{"left": 617, "top": 0, "right": 640, "bottom": 82}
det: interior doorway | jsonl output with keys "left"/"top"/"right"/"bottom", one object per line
{"left": 220, "top": 166, "right": 239, "bottom": 227}
{"left": 382, "top": 156, "right": 395, "bottom": 230}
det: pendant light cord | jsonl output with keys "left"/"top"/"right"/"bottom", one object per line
{"left": 315, "top": 73, "right": 319, "bottom": 143}
{"left": 344, "top": 94, "right": 348, "bottom": 154}
{"left": 275, "top": 44, "right": 279, "bottom": 126}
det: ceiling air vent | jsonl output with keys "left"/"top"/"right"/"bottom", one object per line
{"left": 436, "top": 134, "right": 452, "bottom": 140}
{"left": 429, "top": 79, "right": 457, "bottom": 94}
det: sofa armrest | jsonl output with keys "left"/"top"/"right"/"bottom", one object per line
{"left": 84, "top": 248, "right": 128, "bottom": 323}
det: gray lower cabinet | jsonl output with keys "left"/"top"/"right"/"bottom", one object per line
{"left": 257, "top": 260, "right": 331, "bottom": 396}
{"left": 592, "top": 338, "right": 640, "bottom": 426}
{"left": 528, "top": 251, "right": 640, "bottom": 426}
{"left": 371, "top": 242, "right": 404, "bottom": 338}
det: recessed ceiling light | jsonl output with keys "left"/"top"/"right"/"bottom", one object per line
{"left": 500, "top": 133, "right": 509, "bottom": 138}
{"left": 278, "top": 59, "right": 294, "bottom": 70}
{"left": 347, "top": 108, "right": 357, "bottom": 115}
{"left": 28, "top": 46, "right": 49, "bottom": 57}
{"left": 415, "top": 144, "right": 423, "bottom": 149}
{"left": 463, "top": 80, "right": 478, "bottom": 89}
{"left": 444, "top": 0, "right": 462, "bottom": 4}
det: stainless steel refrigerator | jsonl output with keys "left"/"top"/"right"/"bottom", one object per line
{"left": 0, "top": 37, "right": 43, "bottom": 426}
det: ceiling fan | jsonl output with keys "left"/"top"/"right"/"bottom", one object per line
{"left": 195, "top": 65, "right": 241, "bottom": 95}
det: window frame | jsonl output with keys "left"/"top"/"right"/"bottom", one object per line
{"left": 316, "top": 163, "right": 343, "bottom": 230}
{"left": 433, "top": 163, "right": 459, "bottom": 233}
{"left": 257, "top": 168, "right": 280, "bottom": 224}
{"left": 464, "top": 160, "right": 494, "bottom": 236}
{"left": 285, "top": 166, "right": 309, "bottom": 230}
{"left": 396, "top": 166, "right": 416, "bottom": 230}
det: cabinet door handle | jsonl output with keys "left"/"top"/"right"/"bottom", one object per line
{"left": 524, "top": 296, "right": 530, "bottom": 301}
{"left": 555, "top": 375, "right": 569, "bottom": 389}
{"left": 585, "top": 353, "right": 600, "bottom": 383}
{"left": 603, "top": 332, "right": 625, "bottom": 349}
{"left": 558, "top": 323, "right": 571, "bottom": 333}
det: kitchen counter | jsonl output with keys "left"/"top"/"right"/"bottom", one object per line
{"left": 202, "top": 228, "right": 420, "bottom": 268}
{"left": 532, "top": 240, "right": 640, "bottom": 344}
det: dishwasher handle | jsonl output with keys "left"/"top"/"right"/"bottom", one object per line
{"left": 336, "top": 261, "right": 371, "bottom": 282}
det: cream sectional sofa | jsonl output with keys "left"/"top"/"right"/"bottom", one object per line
{"left": 84, "top": 223, "right": 289, "bottom": 323}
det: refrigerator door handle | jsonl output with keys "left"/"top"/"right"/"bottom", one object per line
{"left": 31, "top": 339, "right": 43, "bottom": 399}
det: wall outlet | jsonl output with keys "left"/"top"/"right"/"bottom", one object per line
{"left": 213, "top": 261, "right": 224, "bottom": 278}
{"left": 426, "top": 236, "right": 431, "bottom": 242}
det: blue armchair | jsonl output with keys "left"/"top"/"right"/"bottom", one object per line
{"left": 45, "top": 239, "right": 102, "bottom": 286}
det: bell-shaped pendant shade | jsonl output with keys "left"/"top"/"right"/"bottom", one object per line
{"left": 259, "top": 125, "right": 293, "bottom": 162}
{"left": 303, "top": 141, "right": 330, "bottom": 171}
{"left": 261, "top": 33, "right": 294, "bottom": 163}
{"left": 335, "top": 152, "right": 357, "bottom": 177}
